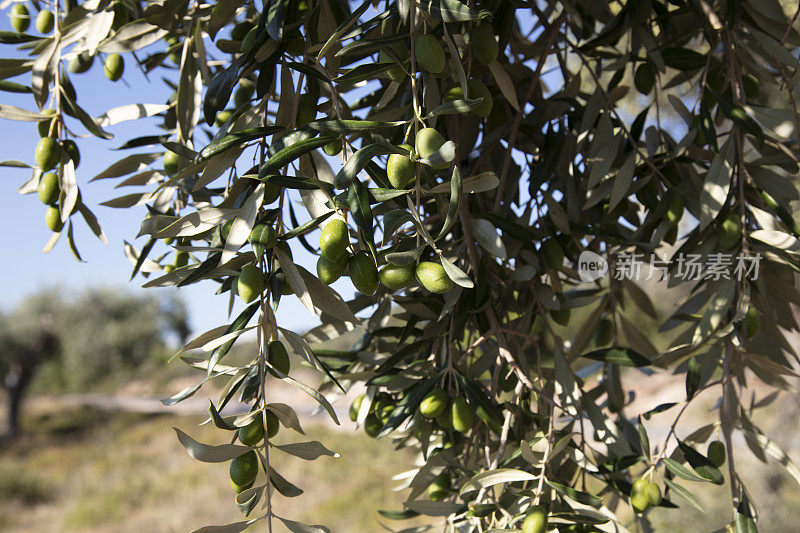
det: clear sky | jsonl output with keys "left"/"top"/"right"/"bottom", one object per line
{"left": 0, "top": 16, "right": 334, "bottom": 338}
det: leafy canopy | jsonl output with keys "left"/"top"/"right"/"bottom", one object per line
{"left": 3, "top": 0, "right": 800, "bottom": 531}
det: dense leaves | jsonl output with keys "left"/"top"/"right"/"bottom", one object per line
{"left": 4, "top": 0, "right": 800, "bottom": 531}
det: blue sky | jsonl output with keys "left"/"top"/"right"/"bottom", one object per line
{"left": 0, "top": 16, "right": 327, "bottom": 338}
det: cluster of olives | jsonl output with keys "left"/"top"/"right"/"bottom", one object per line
{"left": 349, "top": 386, "right": 476, "bottom": 440}
{"left": 9, "top": 3, "right": 53, "bottom": 34}
{"left": 32, "top": 114, "right": 82, "bottom": 233}
{"left": 9, "top": 2, "right": 125, "bottom": 80}
{"left": 385, "top": 22, "right": 498, "bottom": 79}
{"left": 419, "top": 388, "right": 474, "bottom": 433}
{"left": 226, "top": 342, "right": 290, "bottom": 495}
{"left": 316, "top": 218, "right": 454, "bottom": 295}
{"left": 629, "top": 477, "right": 662, "bottom": 514}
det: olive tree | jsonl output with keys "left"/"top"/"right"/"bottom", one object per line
{"left": 2, "top": 0, "right": 800, "bottom": 531}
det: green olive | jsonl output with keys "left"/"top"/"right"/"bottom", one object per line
{"left": 45, "top": 205, "right": 63, "bottom": 232}
{"left": 104, "top": 53, "right": 124, "bottom": 81}
{"left": 37, "top": 108, "right": 56, "bottom": 137}
{"left": 716, "top": 213, "right": 742, "bottom": 250}
{"left": 415, "top": 261, "right": 453, "bottom": 294}
{"left": 379, "top": 262, "right": 416, "bottom": 290}
{"left": 267, "top": 340, "right": 291, "bottom": 376}
{"left": 317, "top": 254, "right": 347, "bottom": 285}
{"left": 348, "top": 251, "right": 378, "bottom": 295}
{"left": 320, "top": 219, "right": 349, "bottom": 260}
{"left": 419, "top": 388, "right": 448, "bottom": 418}
{"left": 37, "top": 172, "right": 60, "bottom": 205}
{"left": 229, "top": 450, "right": 258, "bottom": 487}
{"left": 742, "top": 306, "right": 760, "bottom": 340}
{"left": 35, "top": 137, "right": 60, "bottom": 171}
{"left": 708, "top": 440, "right": 726, "bottom": 467}
{"left": 386, "top": 144, "right": 416, "bottom": 189}
{"left": 237, "top": 263, "right": 264, "bottom": 303}
{"left": 10, "top": 4, "right": 30, "bottom": 33}
{"left": 35, "top": 10, "right": 54, "bottom": 33}
{"left": 470, "top": 24, "right": 498, "bottom": 65}
{"left": 415, "top": 34, "right": 445, "bottom": 74}
{"left": 522, "top": 505, "right": 548, "bottom": 533}
{"left": 449, "top": 397, "right": 473, "bottom": 433}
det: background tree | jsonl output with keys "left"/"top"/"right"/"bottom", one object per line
{"left": 0, "top": 313, "right": 59, "bottom": 438}
{"left": 0, "top": 288, "right": 188, "bottom": 437}
{"left": 2, "top": 0, "right": 800, "bottom": 531}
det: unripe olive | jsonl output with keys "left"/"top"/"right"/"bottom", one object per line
{"left": 35, "top": 137, "right": 60, "bottom": 171}
{"left": 37, "top": 108, "right": 56, "bottom": 137}
{"left": 37, "top": 172, "right": 59, "bottom": 205}
{"left": 265, "top": 409, "right": 279, "bottom": 438}
{"left": 295, "top": 93, "right": 317, "bottom": 127}
{"left": 364, "top": 412, "right": 382, "bottom": 438}
{"left": 36, "top": 9, "right": 54, "bottom": 33}
{"left": 630, "top": 478, "right": 651, "bottom": 513}
{"left": 319, "top": 219, "right": 349, "bottom": 260}
{"left": 742, "top": 306, "right": 760, "bottom": 340}
{"left": 716, "top": 213, "right": 742, "bottom": 250}
{"left": 174, "top": 250, "right": 188, "bottom": 268}
{"left": 163, "top": 150, "right": 182, "bottom": 175}
{"left": 45, "top": 205, "right": 63, "bottom": 232}
{"left": 634, "top": 63, "right": 655, "bottom": 95}
{"left": 379, "top": 40, "right": 408, "bottom": 83}
{"left": 708, "top": 440, "right": 726, "bottom": 467}
{"left": 68, "top": 51, "right": 93, "bottom": 74}
{"left": 470, "top": 24, "right": 498, "bottom": 65}
{"left": 237, "top": 263, "right": 264, "bottom": 303}
{"left": 542, "top": 238, "right": 564, "bottom": 269}
{"left": 230, "top": 479, "right": 253, "bottom": 494}
{"left": 419, "top": 388, "right": 447, "bottom": 418}
{"left": 379, "top": 262, "right": 416, "bottom": 290}
{"left": 646, "top": 481, "right": 662, "bottom": 506}
{"left": 415, "top": 34, "right": 445, "bottom": 74}
{"left": 349, "top": 393, "right": 365, "bottom": 422}
{"left": 10, "top": 4, "right": 29, "bottom": 33}
{"left": 415, "top": 261, "right": 453, "bottom": 294}
{"left": 522, "top": 505, "right": 548, "bottom": 533}
{"left": 467, "top": 79, "right": 493, "bottom": 118}
{"left": 215, "top": 109, "right": 233, "bottom": 126}
{"left": 450, "top": 397, "right": 473, "bottom": 433}
{"left": 229, "top": 450, "right": 258, "bottom": 486}
{"left": 427, "top": 473, "right": 449, "bottom": 501}
{"left": 273, "top": 271, "right": 294, "bottom": 295}
{"left": 415, "top": 127, "right": 446, "bottom": 163}
{"left": 62, "top": 139, "right": 80, "bottom": 168}
{"left": 386, "top": 144, "right": 415, "bottom": 189}
{"left": 323, "top": 138, "right": 342, "bottom": 156}
{"left": 234, "top": 82, "right": 254, "bottom": 108}
{"left": 104, "top": 53, "right": 124, "bottom": 81}
{"left": 249, "top": 224, "right": 277, "bottom": 257}
{"left": 665, "top": 195, "right": 684, "bottom": 226}
{"left": 349, "top": 251, "right": 378, "bottom": 295}
{"left": 238, "top": 415, "right": 264, "bottom": 446}
{"left": 435, "top": 410, "right": 451, "bottom": 428}
{"left": 317, "top": 254, "right": 347, "bottom": 285}
{"left": 268, "top": 340, "right": 291, "bottom": 376}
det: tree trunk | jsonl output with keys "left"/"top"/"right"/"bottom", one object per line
{"left": 4, "top": 365, "right": 33, "bottom": 439}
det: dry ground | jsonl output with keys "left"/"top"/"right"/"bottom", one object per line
{"left": 1, "top": 370, "right": 799, "bottom": 532}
